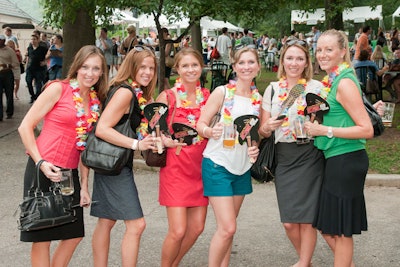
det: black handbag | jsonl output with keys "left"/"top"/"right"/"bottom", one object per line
{"left": 363, "top": 92, "right": 385, "bottom": 137}
{"left": 17, "top": 160, "right": 76, "bottom": 231}
{"left": 250, "top": 134, "right": 276, "bottom": 183}
{"left": 81, "top": 84, "right": 136, "bottom": 175}
{"left": 250, "top": 84, "right": 276, "bottom": 183}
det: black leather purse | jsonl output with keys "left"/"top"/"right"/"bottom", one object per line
{"left": 363, "top": 92, "right": 384, "bottom": 137}
{"left": 17, "top": 160, "right": 77, "bottom": 232}
{"left": 81, "top": 84, "right": 136, "bottom": 175}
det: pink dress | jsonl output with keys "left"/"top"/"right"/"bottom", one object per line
{"left": 159, "top": 89, "right": 209, "bottom": 207}
{"left": 36, "top": 81, "right": 80, "bottom": 169}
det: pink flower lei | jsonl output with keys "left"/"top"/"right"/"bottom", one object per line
{"left": 70, "top": 79, "right": 100, "bottom": 151}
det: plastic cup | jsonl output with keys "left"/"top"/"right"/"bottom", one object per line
{"left": 294, "top": 117, "right": 310, "bottom": 145}
{"left": 382, "top": 102, "right": 395, "bottom": 127}
{"left": 223, "top": 124, "right": 236, "bottom": 149}
{"left": 59, "top": 169, "right": 74, "bottom": 196}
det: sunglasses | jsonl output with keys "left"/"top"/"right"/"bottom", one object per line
{"left": 286, "top": 39, "right": 308, "bottom": 48}
{"left": 133, "top": 45, "right": 154, "bottom": 53}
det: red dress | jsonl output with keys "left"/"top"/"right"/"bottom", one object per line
{"left": 159, "top": 89, "right": 209, "bottom": 207}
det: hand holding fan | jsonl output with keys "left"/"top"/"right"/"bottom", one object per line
{"left": 278, "top": 84, "right": 305, "bottom": 116}
{"left": 143, "top": 102, "right": 169, "bottom": 133}
{"left": 234, "top": 115, "right": 259, "bottom": 163}
{"left": 172, "top": 123, "right": 198, "bottom": 155}
{"left": 304, "top": 93, "right": 330, "bottom": 124}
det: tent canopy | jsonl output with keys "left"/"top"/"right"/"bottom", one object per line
{"left": 291, "top": 5, "right": 383, "bottom": 27}
{"left": 393, "top": 6, "right": 400, "bottom": 25}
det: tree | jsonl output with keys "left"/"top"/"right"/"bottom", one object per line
{"left": 39, "top": 0, "right": 284, "bottom": 89}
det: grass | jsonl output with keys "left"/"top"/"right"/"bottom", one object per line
{"left": 168, "top": 65, "right": 400, "bottom": 174}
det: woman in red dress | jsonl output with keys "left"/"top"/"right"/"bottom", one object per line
{"left": 156, "top": 47, "right": 210, "bottom": 266}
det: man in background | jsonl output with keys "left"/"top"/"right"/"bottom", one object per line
{"left": 95, "top": 27, "right": 113, "bottom": 73}
{"left": 3, "top": 27, "right": 19, "bottom": 49}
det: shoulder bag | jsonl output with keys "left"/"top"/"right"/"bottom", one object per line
{"left": 210, "top": 36, "right": 220, "bottom": 60}
{"left": 165, "top": 42, "right": 175, "bottom": 68}
{"left": 81, "top": 84, "right": 136, "bottom": 175}
{"left": 250, "top": 86, "right": 276, "bottom": 183}
{"left": 363, "top": 92, "right": 384, "bottom": 137}
{"left": 17, "top": 160, "right": 77, "bottom": 231}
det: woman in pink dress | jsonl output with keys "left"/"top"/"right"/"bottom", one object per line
{"left": 18, "top": 45, "right": 108, "bottom": 267}
{"left": 156, "top": 47, "right": 210, "bottom": 266}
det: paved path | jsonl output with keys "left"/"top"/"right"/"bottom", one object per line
{"left": 1, "top": 76, "right": 400, "bottom": 266}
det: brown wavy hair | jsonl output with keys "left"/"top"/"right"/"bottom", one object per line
{"left": 66, "top": 45, "right": 108, "bottom": 100}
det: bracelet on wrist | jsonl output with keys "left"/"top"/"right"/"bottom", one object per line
{"left": 131, "top": 139, "right": 138, "bottom": 150}
{"left": 36, "top": 159, "right": 45, "bottom": 166}
{"left": 202, "top": 126, "right": 210, "bottom": 137}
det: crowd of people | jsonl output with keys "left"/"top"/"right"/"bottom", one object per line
{"left": 2, "top": 21, "right": 396, "bottom": 267}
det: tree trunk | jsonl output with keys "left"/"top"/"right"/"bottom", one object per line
{"left": 191, "top": 20, "right": 202, "bottom": 55}
{"left": 324, "top": 0, "right": 344, "bottom": 30}
{"left": 62, "top": 9, "right": 95, "bottom": 78}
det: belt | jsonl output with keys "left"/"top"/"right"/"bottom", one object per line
{"left": 0, "top": 64, "right": 12, "bottom": 72}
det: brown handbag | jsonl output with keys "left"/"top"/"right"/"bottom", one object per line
{"left": 142, "top": 90, "right": 176, "bottom": 167}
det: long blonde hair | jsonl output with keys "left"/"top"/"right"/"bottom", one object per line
{"left": 109, "top": 48, "right": 157, "bottom": 101}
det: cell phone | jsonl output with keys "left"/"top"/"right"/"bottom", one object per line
{"left": 276, "top": 115, "right": 286, "bottom": 120}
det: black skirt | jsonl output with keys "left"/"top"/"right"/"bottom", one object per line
{"left": 313, "top": 149, "right": 368, "bottom": 237}
{"left": 20, "top": 158, "right": 84, "bottom": 242}
{"left": 275, "top": 141, "right": 324, "bottom": 223}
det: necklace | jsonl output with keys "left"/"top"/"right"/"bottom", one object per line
{"left": 175, "top": 77, "right": 206, "bottom": 108}
{"left": 70, "top": 79, "right": 100, "bottom": 151}
{"left": 223, "top": 80, "right": 261, "bottom": 124}
{"left": 321, "top": 62, "right": 350, "bottom": 97}
{"left": 128, "top": 79, "right": 149, "bottom": 140}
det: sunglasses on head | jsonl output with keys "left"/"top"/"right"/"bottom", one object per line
{"left": 286, "top": 39, "right": 308, "bottom": 48}
{"left": 133, "top": 45, "right": 154, "bottom": 53}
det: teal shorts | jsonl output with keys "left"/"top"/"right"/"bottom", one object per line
{"left": 202, "top": 157, "right": 253, "bottom": 197}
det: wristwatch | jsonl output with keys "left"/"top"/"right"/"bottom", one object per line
{"left": 327, "top": 126, "right": 333, "bottom": 138}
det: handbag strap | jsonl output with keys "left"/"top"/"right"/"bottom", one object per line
{"left": 165, "top": 89, "right": 177, "bottom": 133}
{"left": 104, "top": 84, "right": 136, "bottom": 119}
{"left": 216, "top": 85, "right": 226, "bottom": 117}
{"left": 34, "top": 159, "right": 46, "bottom": 193}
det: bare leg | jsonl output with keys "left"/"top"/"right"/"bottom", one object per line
{"left": 121, "top": 217, "right": 146, "bottom": 267}
{"left": 31, "top": 241, "right": 51, "bottom": 267}
{"left": 334, "top": 236, "right": 354, "bottom": 267}
{"left": 14, "top": 79, "right": 20, "bottom": 99}
{"left": 51, "top": 237, "right": 82, "bottom": 267}
{"left": 322, "top": 233, "right": 355, "bottom": 267}
{"left": 208, "top": 195, "right": 244, "bottom": 267}
{"left": 286, "top": 223, "right": 316, "bottom": 267}
{"left": 92, "top": 218, "right": 117, "bottom": 267}
{"left": 171, "top": 207, "right": 207, "bottom": 267}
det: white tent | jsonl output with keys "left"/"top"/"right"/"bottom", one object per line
{"left": 291, "top": 6, "right": 383, "bottom": 29}
{"left": 393, "top": 6, "right": 400, "bottom": 26}
{"left": 111, "top": 9, "right": 140, "bottom": 25}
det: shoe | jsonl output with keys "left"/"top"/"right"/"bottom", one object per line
{"left": 6, "top": 115, "right": 12, "bottom": 119}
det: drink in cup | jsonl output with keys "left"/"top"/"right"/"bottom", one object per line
{"left": 382, "top": 102, "right": 395, "bottom": 127}
{"left": 59, "top": 169, "right": 74, "bottom": 196}
{"left": 294, "top": 117, "right": 310, "bottom": 144}
{"left": 223, "top": 124, "right": 236, "bottom": 149}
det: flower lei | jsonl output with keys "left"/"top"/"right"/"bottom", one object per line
{"left": 71, "top": 79, "right": 100, "bottom": 151}
{"left": 175, "top": 77, "right": 207, "bottom": 126}
{"left": 174, "top": 77, "right": 207, "bottom": 144}
{"left": 223, "top": 80, "right": 261, "bottom": 125}
{"left": 128, "top": 79, "right": 149, "bottom": 140}
{"left": 321, "top": 62, "right": 350, "bottom": 98}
